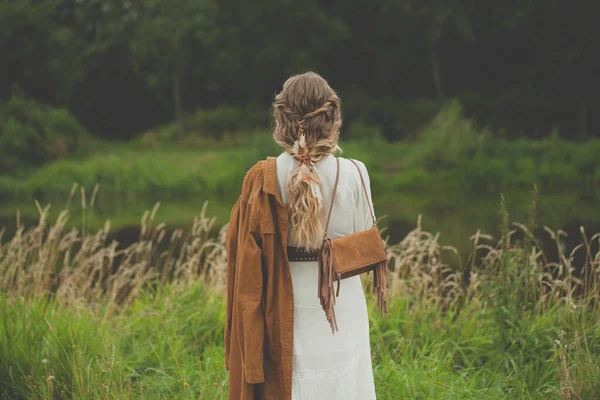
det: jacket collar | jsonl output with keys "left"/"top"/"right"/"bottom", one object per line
{"left": 263, "top": 156, "right": 279, "bottom": 196}
{"left": 264, "top": 152, "right": 335, "bottom": 199}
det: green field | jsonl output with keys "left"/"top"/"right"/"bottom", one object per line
{"left": 3, "top": 280, "right": 599, "bottom": 399}
{"left": 1, "top": 203, "right": 599, "bottom": 399}
{"left": 2, "top": 101, "right": 600, "bottom": 400}
{"left": 2, "top": 103, "right": 599, "bottom": 202}
{"left": 2, "top": 2, "right": 599, "bottom": 398}
{"left": 2, "top": 103, "right": 600, "bottom": 279}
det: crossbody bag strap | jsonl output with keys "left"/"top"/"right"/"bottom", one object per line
{"left": 349, "top": 159, "right": 376, "bottom": 227}
{"left": 323, "top": 157, "right": 340, "bottom": 238}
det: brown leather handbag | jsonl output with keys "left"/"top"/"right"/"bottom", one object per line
{"left": 317, "top": 158, "right": 389, "bottom": 333}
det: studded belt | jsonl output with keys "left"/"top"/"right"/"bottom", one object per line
{"left": 287, "top": 246, "right": 320, "bottom": 262}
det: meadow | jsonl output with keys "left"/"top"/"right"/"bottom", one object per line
{"left": 3, "top": 3, "right": 599, "bottom": 398}
{"left": 2, "top": 102, "right": 600, "bottom": 203}
{"left": 2, "top": 102, "right": 599, "bottom": 261}
{"left": 1, "top": 190, "right": 599, "bottom": 399}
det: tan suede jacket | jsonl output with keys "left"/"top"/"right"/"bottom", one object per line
{"left": 225, "top": 157, "right": 294, "bottom": 400}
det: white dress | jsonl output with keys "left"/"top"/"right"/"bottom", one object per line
{"left": 275, "top": 152, "right": 377, "bottom": 400}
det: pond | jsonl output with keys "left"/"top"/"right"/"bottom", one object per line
{"left": 2, "top": 189, "right": 598, "bottom": 271}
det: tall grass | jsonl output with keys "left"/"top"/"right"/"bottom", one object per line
{"left": 0, "top": 189, "right": 227, "bottom": 312}
{"left": 1, "top": 190, "right": 599, "bottom": 399}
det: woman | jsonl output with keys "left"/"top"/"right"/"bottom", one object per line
{"left": 225, "top": 72, "right": 377, "bottom": 400}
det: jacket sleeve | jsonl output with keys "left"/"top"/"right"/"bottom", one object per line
{"left": 224, "top": 198, "right": 240, "bottom": 372}
{"left": 235, "top": 216, "right": 266, "bottom": 384}
{"left": 225, "top": 193, "right": 266, "bottom": 384}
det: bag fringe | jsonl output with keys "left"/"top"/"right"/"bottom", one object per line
{"left": 318, "top": 237, "right": 339, "bottom": 334}
{"left": 373, "top": 257, "right": 388, "bottom": 317}
{"left": 318, "top": 238, "right": 389, "bottom": 332}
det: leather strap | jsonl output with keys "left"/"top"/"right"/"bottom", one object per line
{"left": 323, "top": 158, "right": 376, "bottom": 236}
{"left": 349, "top": 159, "right": 376, "bottom": 226}
{"left": 323, "top": 157, "right": 340, "bottom": 238}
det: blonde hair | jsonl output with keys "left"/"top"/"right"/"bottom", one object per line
{"left": 272, "top": 72, "right": 342, "bottom": 249}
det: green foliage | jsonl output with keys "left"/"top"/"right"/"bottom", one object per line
{"left": 138, "top": 106, "right": 272, "bottom": 146}
{"left": 0, "top": 94, "right": 90, "bottom": 174}
{"left": 2, "top": 281, "right": 599, "bottom": 398}
{"left": 367, "top": 297, "right": 575, "bottom": 399}
{"left": 129, "top": 0, "right": 219, "bottom": 86}
{"left": 0, "top": 284, "right": 227, "bottom": 399}
{"left": 341, "top": 94, "right": 441, "bottom": 140}
{"left": 344, "top": 121, "right": 385, "bottom": 143}
{"left": 1, "top": 194, "right": 599, "bottom": 398}
{"left": 1, "top": 0, "right": 597, "bottom": 139}
{"left": 129, "top": 0, "right": 219, "bottom": 136}
{"left": 0, "top": 0, "right": 83, "bottom": 104}
{"left": 1, "top": 100, "right": 599, "bottom": 200}
{"left": 414, "top": 99, "right": 488, "bottom": 170}
{"left": 15, "top": 148, "right": 254, "bottom": 200}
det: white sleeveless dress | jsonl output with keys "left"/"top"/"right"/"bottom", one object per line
{"left": 275, "top": 152, "right": 377, "bottom": 400}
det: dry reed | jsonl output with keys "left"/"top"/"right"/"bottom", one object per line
{"left": 1, "top": 189, "right": 599, "bottom": 399}
{"left": 0, "top": 185, "right": 227, "bottom": 314}
{"left": 1, "top": 189, "right": 599, "bottom": 314}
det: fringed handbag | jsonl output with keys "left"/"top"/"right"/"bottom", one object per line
{"left": 317, "top": 158, "right": 389, "bottom": 333}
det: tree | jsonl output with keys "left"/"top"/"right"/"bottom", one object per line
{"left": 0, "top": 0, "right": 83, "bottom": 104}
{"left": 209, "top": 0, "right": 349, "bottom": 107}
{"left": 400, "top": 0, "right": 473, "bottom": 101}
{"left": 130, "top": 0, "right": 218, "bottom": 138}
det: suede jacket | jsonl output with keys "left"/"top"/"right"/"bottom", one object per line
{"left": 225, "top": 156, "right": 294, "bottom": 400}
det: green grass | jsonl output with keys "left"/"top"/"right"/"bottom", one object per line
{"left": 1, "top": 102, "right": 600, "bottom": 201}
{"left": 0, "top": 148, "right": 250, "bottom": 199}
{"left": 1, "top": 188, "right": 600, "bottom": 399}
{"left": 2, "top": 134, "right": 599, "bottom": 199}
{"left": 2, "top": 282, "right": 599, "bottom": 399}
{"left": 0, "top": 283, "right": 227, "bottom": 399}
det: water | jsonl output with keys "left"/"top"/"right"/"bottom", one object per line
{"left": 379, "top": 191, "right": 600, "bottom": 268}
{"left": 1, "top": 190, "right": 599, "bottom": 269}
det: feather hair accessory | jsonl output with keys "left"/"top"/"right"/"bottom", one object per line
{"left": 310, "top": 178, "right": 323, "bottom": 205}
{"left": 291, "top": 120, "right": 323, "bottom": 206}
{"left": 298, "top": 133, "right": 306, "bottom": 148}
{"left": 297, "top": 163, "right": 312, "bottom": 180}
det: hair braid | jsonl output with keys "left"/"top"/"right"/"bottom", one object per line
{"left": 272, "top": 72, "right": 343, "bottom": 249}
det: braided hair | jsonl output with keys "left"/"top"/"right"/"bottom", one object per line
{"left": 272, "top": 72, "right": 343, "bottom": 249}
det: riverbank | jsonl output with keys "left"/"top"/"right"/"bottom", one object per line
{"left": 2, "top": 188, "right": 599, "bottom": 264}
{"left": 1, "top": 103, "right": 599, "bottom": 201}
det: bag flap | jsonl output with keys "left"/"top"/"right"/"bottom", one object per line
{"left": 331, "top": 226, "right": 387, "bottom": 274}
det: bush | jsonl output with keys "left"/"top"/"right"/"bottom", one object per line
{"left": 341, "top": 92, "right": 441, "bottom": 140}
{"left": 454, "top": 157, "right": 509, "bottom": 192}
{"left": 414, "top": 99, "right": 489, "bottom": 171}
{"left": 138, "top": 106, "right": 272, "bottom": 147}
{"left": 188, "top": 106, "right": 271, "bottom": 138}
{"left": 0, "top": 93, "right": 90, "bottom": 174}
{"left": 344, "top": 120, "right": 385, "bottom": 143}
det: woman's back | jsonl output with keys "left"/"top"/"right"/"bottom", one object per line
{"left": 276, "top": 152, "right": 375, "bottom": 242}
{"left": 275, "top": 151, "right": 377, "bottom": 400}
{"left": 226, "top": 71, "right": 379, "bottom": 400}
